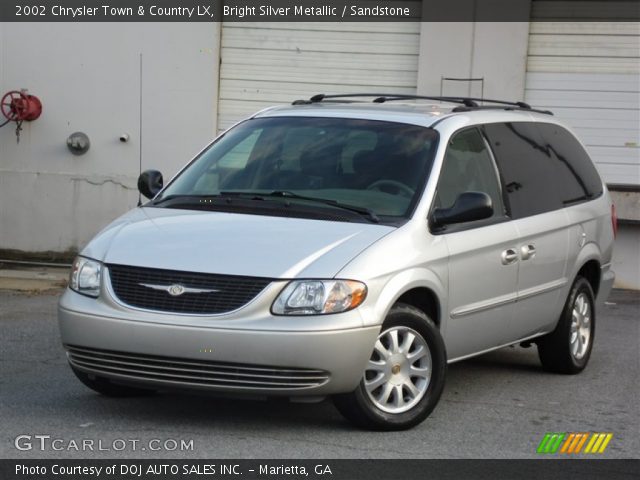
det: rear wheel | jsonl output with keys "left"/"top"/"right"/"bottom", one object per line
{"left": 334, "top": 303, "right": 446, "bottom": 430}
{"left": 71, "top": 366, "right": 156, "bottom": 397}
{"left": 537, "top": 276, "right": 596, "bottom": 374}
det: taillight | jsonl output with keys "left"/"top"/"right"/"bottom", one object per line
{"left": 611, "top": 204, "right": 618, "bottom": 239}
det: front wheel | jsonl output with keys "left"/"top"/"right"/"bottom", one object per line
{"left": 333, "top": 303, "right": 446, "bottom": 430}
{"left": 537, "top": 276, "right": 596, "bottom": 374}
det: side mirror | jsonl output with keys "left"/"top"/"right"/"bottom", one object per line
{"left": 137, "top": 170, "right": 163, "bottom": 199}
{"left": 432, "top": 191, "right": 493, "bottom": 228}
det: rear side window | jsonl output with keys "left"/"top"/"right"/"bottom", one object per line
{"left": 483, "top": 122, "right": 561, "bottom": 218}
{"left": 536, "top": 123, "right": 603, "bottom": 204}
{"left": 483, "top": 122, "right": 603, "bottom": 219}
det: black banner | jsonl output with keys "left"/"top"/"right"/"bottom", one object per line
{"left": 1, "top": 0, "right": 639, "bottom": 22}
{"left": 2, "top": 459, "right": 639, "bottom": 480}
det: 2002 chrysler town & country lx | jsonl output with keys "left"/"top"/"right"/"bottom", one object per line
{"left": 58, "top": 94, "right": 616, "bottom": 430}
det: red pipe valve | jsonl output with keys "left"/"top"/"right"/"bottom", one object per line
{"left": 1, "top": 90, "right": 42, "bottom": 122}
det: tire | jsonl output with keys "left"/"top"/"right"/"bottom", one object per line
{"left": 333, "top": 303, "right": 446, "bottom": 431}
{"left": 536, "top": 276, "right": 596, "bottom": 374}
{"left": 71, "top": 365, "right": 156, "bottom": 397}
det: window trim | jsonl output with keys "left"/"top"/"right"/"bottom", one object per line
{"left": 479, "top": 125, "right": 513, "bottom": 219}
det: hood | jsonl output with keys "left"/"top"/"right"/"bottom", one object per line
{"left": 82, "top": 207, "right": 395, "bottom": 278}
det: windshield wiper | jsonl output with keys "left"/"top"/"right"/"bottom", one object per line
{"left": 220, "top": 190, "right": 380, "bottom": 223}
{"left": 150, "top": 194, "right": 220, "bottom": 206}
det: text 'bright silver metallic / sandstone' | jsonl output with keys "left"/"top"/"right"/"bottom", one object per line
{"left": 58, "top": 94, "right": 616, "bottom": 430}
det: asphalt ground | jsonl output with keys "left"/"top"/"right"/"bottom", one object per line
{"left": 1, "top": 288, "right": 638, "bottom": 459}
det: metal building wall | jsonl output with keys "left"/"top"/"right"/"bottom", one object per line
{"left": 217, "top": 22, "right": 421, "bottom": 131}
{"left": 524, "top": 9, "right": 640, "bottom": 186}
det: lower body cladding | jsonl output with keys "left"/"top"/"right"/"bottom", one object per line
{"left": 58, "top": 305, "right": 380, "bottom": 398}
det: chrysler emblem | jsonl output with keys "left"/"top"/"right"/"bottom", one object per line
{"left": 167, "top": 284, "right": 186, "bottom": 296}
{"left": 139, "top": 283, "right": 219, "bottom": 296}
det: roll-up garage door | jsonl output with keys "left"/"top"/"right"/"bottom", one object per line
{"left": 524, "top": 1, "right": 640, "bottom": 186}
{"left": 217, "top": 20, "right": 421, "bottom": 132}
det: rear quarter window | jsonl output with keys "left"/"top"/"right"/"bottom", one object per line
{"left": 483, "top": 121, "right": 604, "bottom": 220}
{"left": 535, "top": 123, "right": 603, "bottom": 204}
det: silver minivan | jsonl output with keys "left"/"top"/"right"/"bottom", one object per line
{"left": 58, "top": 94, "right": 616, "bottom": 430}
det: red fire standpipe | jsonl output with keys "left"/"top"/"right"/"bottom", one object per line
{"left": 1, "top": 90, "right": 42, "bottom": 122}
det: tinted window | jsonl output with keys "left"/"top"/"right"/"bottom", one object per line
{"left": 160, "top": 117, "right": 438, "bottom": 220}
{"left": 435, "top": 128, "right": 505, "bottom": 219}
{"left": 536, "top": 123, "right": 603, "bottom": 204}
{"left": 483, "top": 122, "right": 561, "bottom": 218}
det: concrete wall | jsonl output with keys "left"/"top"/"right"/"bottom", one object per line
{"left": 0, "top": 23, "right": 220, "bottom": 253}
{"left": 417, "top": 1, "right": 531, "bottom": 99}
{"left": 610, "top": 190, "right": 640, "bottom": 222}
{"left": 612, "top": 225, "right": 640, "bottom": 290}
{"left": 610, "top": 192, "right": 640, "bottom": 290}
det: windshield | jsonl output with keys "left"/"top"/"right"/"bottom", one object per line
{"left": 157, "top": 117, "right": 439, "bottom": 224}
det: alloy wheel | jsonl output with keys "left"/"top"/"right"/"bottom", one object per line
{"left": 363, "top": 326, "right": 432, "bottom": 414}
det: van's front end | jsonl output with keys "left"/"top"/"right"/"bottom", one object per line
{"left": 58, "top": 210, "right": 392, "bottom": 398}
{"left": 58, "top": 111, "right": 442, "bottom": 409}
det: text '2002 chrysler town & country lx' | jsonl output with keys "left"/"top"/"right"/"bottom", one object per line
{"left": 58, "top": 94, "right": 616, "bottom": 430}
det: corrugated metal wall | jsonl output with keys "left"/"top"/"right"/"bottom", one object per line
{"left": 525, "top": 3, "right": 640, "bottom": 186}
{"left": 217, "top": 22, "right": 421, "bottom": 132}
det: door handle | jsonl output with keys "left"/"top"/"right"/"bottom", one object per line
{"left": 521, "top": 244, "right": 536, "bottom": 261}
{"left": 501, "top": 248, "right": 518, "bottom": 265}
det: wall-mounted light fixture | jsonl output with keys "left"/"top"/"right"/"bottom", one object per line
{"left": 66, "top": 132, "right": 90, "bottom": 155}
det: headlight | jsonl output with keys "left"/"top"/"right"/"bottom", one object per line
{"left": 69, "top": 256, "right": 102, "bottom": 298}
{"left": 272, "top": 280, "right": 367, "bottom": 315}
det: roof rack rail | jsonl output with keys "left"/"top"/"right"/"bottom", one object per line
{"left": 291, "top": 93, "right": 553, "bottom": 115}
{"left": 451, "top": 105, "right": 553, "bottom": 115}
{"left": 292, "top": 93, "right": 394, "bottom": 105}
{"left": 292, "top": 93, "right": 480, "bottom": 107}
{"left": 376, "top": 95, "right": 554, "bottom": 114}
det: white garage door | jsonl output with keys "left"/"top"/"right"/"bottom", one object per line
{"left": 524, "top": 2, "right": 640, "bottom": 186}
{"left": 217, "top": 21, "right": 421, "bottom": 132}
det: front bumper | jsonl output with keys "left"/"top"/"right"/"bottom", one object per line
{"left": 58, "top": 290, "right": 380, "bottom": 397}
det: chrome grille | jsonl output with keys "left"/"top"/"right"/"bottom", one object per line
{"left": 67, "top": 345, "right": 330, "bottom": 390}
{"left": 108, "top": 264, "right": 271, "bottom": 314}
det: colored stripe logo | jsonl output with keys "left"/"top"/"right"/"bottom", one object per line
{"left": 537, "top": 432, "right": 613, "bottom": 454}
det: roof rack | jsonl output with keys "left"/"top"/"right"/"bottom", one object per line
{"left": 291, "top": 93, "right": 553, "bottom": 115}
{"left": 292, "top": 93, "right": 480, "bottom": 107}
